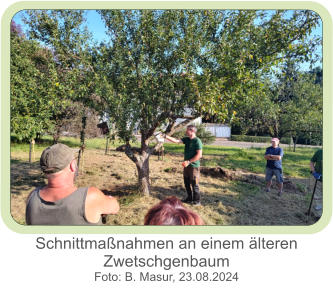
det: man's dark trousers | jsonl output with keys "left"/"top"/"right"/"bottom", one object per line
{"left": 183, "top": 166, "right": 200, "bottom": 203}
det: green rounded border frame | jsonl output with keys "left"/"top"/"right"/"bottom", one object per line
{"left": 1, "top": 1, "right": 332, "bottom": 234}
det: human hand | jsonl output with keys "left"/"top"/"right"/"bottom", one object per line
{"left": 182, "top": 161, "right": 190, "bottom": 168}
{"left": 312, "top": 171, "right": 322, "bottom": 180}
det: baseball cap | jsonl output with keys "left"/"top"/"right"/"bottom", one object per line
{"left": 40, "top": 143, "right": 78, "bottom": 174}
{"left": 271, "top": 137, "right": 279, "bottom": 142}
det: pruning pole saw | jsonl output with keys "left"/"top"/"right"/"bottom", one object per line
{"left": 306, "top": 171, "right": 321, "bottom": 222}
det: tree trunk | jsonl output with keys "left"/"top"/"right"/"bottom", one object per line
{"left": 35, "top": 133, "right": 41, "bottom": 143}
{"left": 123, "top": 117, "right": 194, "bottom": 195}
{"left": 53, "top": 132, "right": 60, "bottom": 144}
{"left": 124, "top": 142, "right": 152, "bottom": 195}
{"left": 136, "top": 153, "right": 150, "bottom": 195}
{"left": 292, "top": 136, "right": 298, "bottom": 152}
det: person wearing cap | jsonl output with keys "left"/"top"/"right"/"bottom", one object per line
{"left": 264, "top": 138, "right": 284, "bottom": 196}
{"left": 163, "top": 125, "right": 203, "bottom": 205}
{"left": 26, "top": 143, "right": 119, "bottom": 225}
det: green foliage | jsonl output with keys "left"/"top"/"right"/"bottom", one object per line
{"left": 231, "top": 64, "right": 322, "bottom": 144}
{"left": 22, "top": 10, "right": 101, "bottom": 142}
{"left": 230, "top": 135, "right": 290, "bottom": 144}
{"left": 267, "top": 63, "right": 323, "bottom": 144}
{"left": 96, "top": 10, "right": 203, "bottom": 146}
{"left": 230, "top": 79, "right": 280, "bottom": 135}
{"left": 173, "top": 124, "right": 216, "bottom": 144}
{"left": 193, "top": 10, "right": 321, "bottom": 124}
{"left": 10, "top": 26, "right": 58, "bottom": 141}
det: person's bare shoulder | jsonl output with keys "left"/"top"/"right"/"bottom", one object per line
{"left": 86, "top": 186, "right": 119, "bottom": 215}
{"left": 86, "top": 186, "right": 104, "bottom": 201}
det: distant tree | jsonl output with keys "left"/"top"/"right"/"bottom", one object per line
{"left": 23, "top": 10, "right": 100, "bottom": 143}
{"left": 196, "top": 10, "right": 321, "bottom": 124}
{"left": 273, "top": 66, "right": 322, "bottom": 150}
{"left": 231, "top": 64, "right": 322, "bottom": 148}
{"left": 230, "top": 80, "right": 279, "bottom": 136}
{"left": 10, "top": 21, "right": 57, "bottom": 144}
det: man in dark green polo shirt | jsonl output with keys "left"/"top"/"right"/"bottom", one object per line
{"left": 165, "top": 125, "right": 203, "bottom": 205}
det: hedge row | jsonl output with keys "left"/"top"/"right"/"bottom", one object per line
{"left": 230, "top": 135, "right": 291, "bottom": 144}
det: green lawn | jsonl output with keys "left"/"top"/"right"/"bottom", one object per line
{"left": 11, "top": 136, "right": 128, "bottom": 152}
{"left": 11, "top": 136, "right": 318, "bottom": 178}
{"left": 164, "top": 143, "right": 317, "bottom": 178}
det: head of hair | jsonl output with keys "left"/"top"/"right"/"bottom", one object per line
{"left": 187, "top": 125, "right": 197, "bottom": 133}
{"left": 271, "top": 137, "right": 280, "bottom": 146}
{"left": 144, "top": 196, "right": 204, "bottom": 225}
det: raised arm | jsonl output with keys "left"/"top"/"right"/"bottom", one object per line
{"left": 165, "top": 134, "right": 183, "bottom": 144}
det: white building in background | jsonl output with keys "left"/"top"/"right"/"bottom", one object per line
{"left": 103, "top": 107, "right": 231, "bottom": 139}
{"left": 203, "top": 123, "right": 231, "bottom": 138}
{"left": 176, "top": 108, "right": 231, "bottom": 138}
{"left": 176, "top": 117, "right": 231, "bottom": 139}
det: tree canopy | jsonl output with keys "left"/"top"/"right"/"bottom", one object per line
{"left": 11, "top": 21, "right": 58, "bottom": 141}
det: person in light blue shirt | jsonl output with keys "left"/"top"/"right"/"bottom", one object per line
{"left": 264, "top": 138, "right": 284, "bottom": 196}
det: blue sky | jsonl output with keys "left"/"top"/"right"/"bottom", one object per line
{"left": 85, "top": 10, "right": 108, "bottom": 43}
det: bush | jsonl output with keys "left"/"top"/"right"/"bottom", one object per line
{"left": 173, "top": 124, "right": 216, "bottom": 144}
{"left": 230, "top": 135, "right": 290, "bottom": 144}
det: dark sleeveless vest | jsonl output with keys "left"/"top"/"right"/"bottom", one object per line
{"left": 26, "top": 187, "right": 102, "bottom": 225}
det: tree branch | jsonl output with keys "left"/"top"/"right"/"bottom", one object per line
{"left": 165, "top": 117, "right": 195, "bottom": 136}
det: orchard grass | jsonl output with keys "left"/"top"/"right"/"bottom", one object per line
{"left": 10, "top": 135, "right": 134, "bottom": 152}
{"left": 11, "top": 136, "right": 316, "bottom": 178}
{"left": 164, "top": 144, "right": 316, "bottom": 178}
{"left": 10, "top": 136, "right": 317, "bottom": 189}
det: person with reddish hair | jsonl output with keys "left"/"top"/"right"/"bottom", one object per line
{"left": 144, "top": 196, "right": 204, "bottom": 225}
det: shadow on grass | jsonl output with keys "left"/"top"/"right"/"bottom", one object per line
{"left": 151, "top": 185, "right": 186, "bottom": 200}
{"left": 102, "top": 185, "right": 142, "bottom": 207}
{"left": 10, "top": 159, "right": 45, "bottom": 195}
{"left": 101, "top": 184, "right": 139, "bottom": 197}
